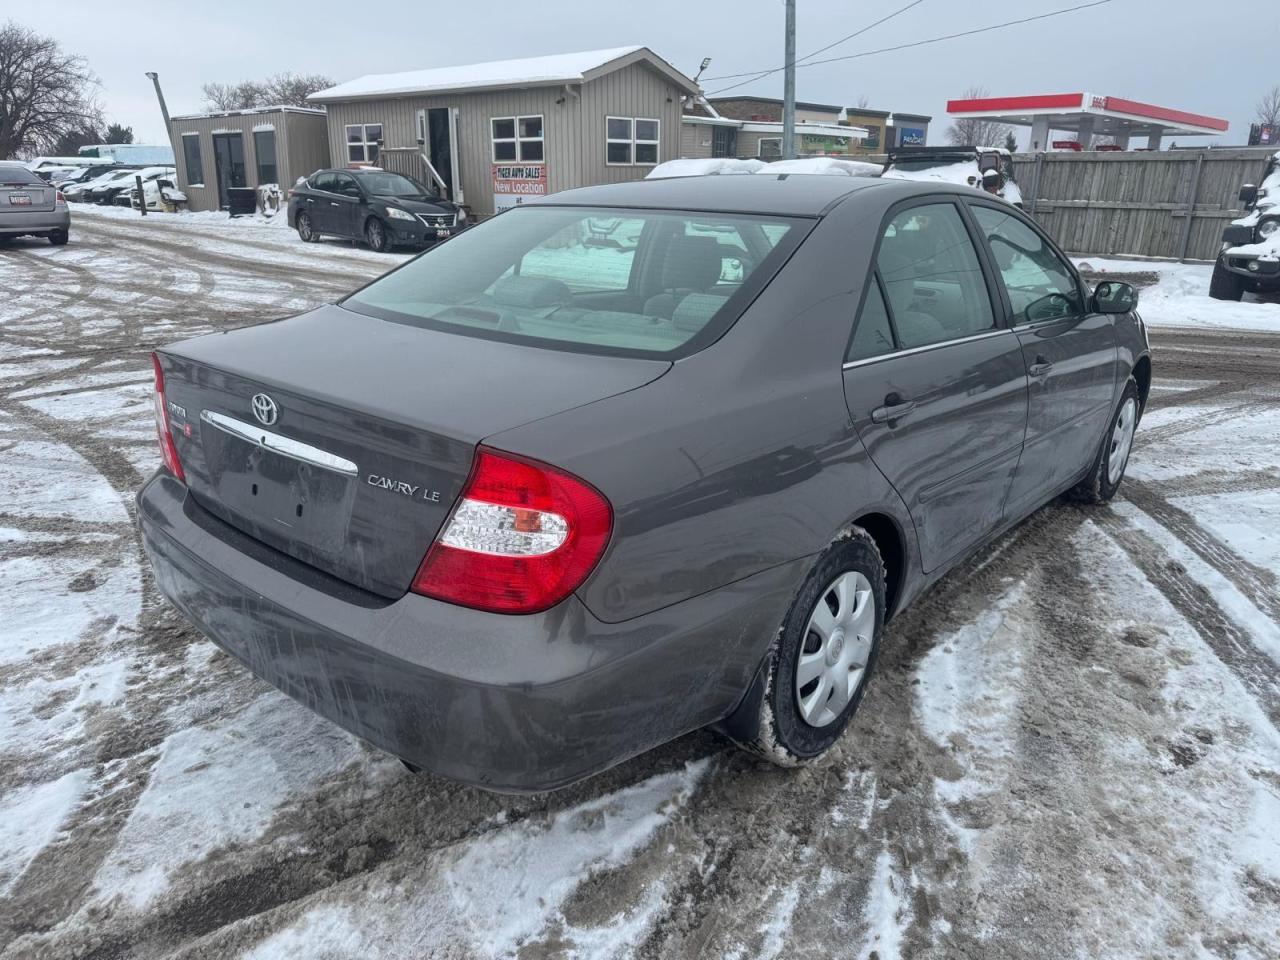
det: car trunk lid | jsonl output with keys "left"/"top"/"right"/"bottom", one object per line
{"left": 158, "top": 304, "right": 669, "bottom": 597}
{"left": 0, "top": 176, "right": 55, "bottom": 212}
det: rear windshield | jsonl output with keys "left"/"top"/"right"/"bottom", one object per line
{"left": 344, "top": 205, "right": 808, "bottom": 358}
{"left": 889, "top": 156, "right": 973, "bottom": 173}
{"left": 0, "top": 167, "right": 41, "bottom": 186}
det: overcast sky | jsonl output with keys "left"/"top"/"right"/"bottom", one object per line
{"left": 31, "top": 0, "right": 1266, "bottom": 147}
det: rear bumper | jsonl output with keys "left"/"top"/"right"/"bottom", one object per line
{"left": 138, "top": 471, "right": 804, "bottom": 792}
{"left": 0, "top": 208, "right": 69, "bottom": 235}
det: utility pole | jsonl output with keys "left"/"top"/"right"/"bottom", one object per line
{"left": 782, "top": 0, "right": 797, "bottom": 159}
{"left": 145, "top": 72, "right": 178, "bottom": 174}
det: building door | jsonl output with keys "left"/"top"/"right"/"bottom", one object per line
{"left": 211, "top": 133, "right": 246, "bottom": 210}
{"left": 427, "top": 108, "right": 454, "bottom": 199}
{"left": 712, "top": 126, "right": 737, "bottom": 158}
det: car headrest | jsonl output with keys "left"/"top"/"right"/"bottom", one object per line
{"left": 671, "top": 293, "right": 729, "bottom": 333}
{"left": 659, "top": 235, "right": 722, "bottom": 291}
{"left": 491, "top": 275, "right": 571, "bottom": 308}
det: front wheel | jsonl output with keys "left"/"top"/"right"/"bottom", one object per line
{"left": 738, "top": 528, "right": 885, "bottom": 766}
{"left": 365, "top": 217, "right": 390, "bottom": 253}
{"left": 1070, "top": 378, "right": 1140, "bottom": 504}
{"left": 296, "top": 212, "right": 318, "bottom": 243}
{"left": 1209, "top": 257, "right": 1245, "bottom": 301}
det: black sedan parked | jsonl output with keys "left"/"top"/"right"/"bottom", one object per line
{"left": 287, "top": 168, "right": 467, "bottom": 252}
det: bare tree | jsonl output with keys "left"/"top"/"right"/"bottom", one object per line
{"left": 1257, "top": 85, "right": 1280, "bottom": 127}
{"left": 946, "top": 85, "right": 1011, "bottom": 148}
{"left": 263, "top": 72, "right": 333, "bottom": 106}
{"left": 0, "top": 21, "right": 100, "bottom": 159}
{"left": 201, "top": 72, "right": 333, "bottom": 111}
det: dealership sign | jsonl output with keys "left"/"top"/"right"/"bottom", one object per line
{"left": 492, "top": 163, "right": 547, "bottom": 211}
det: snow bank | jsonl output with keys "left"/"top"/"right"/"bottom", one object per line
{"left": 1075, "top": 257, "right": 1280, "bottom": 332}
{"left": 645, "top": 158, "right": 765, "bottom": 179}
{"left": 757, "top": 157, "right": 880, "bottom": 177}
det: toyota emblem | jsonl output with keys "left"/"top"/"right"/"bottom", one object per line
{"left": 251, "top": 393, "right": 279, "bottom": 426}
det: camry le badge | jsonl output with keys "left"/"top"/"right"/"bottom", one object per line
{"left": 251, "top": 393, "right": 278, "bottom": 426}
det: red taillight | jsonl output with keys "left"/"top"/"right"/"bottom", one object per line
{"left": 412, "top": 447, "right": 612, "bottom": 614}
{"left": 151, "top": 353, "right": 186, "bottom": 482}
{"left": 55, "top": 190, "right": 65, "bottom": 203}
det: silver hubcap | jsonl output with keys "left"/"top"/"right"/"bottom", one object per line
{"left": 299, "top": 216, "right": 311, "bottom": 239}
{"left": 795, "top": 571, "right": 875, "bottom": 728}
{"left": 1108, "top": 397, "right": 1137, "bottom": 485}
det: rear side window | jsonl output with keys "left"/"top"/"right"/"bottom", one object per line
{"left": 344, "top": 205, "right": 808, "bottom": 358}
{"left": 847, "top": 278, "right": 895, "bottom": 362}
{"left": 876, "top": 203, "right": 994, "bottom": 349}
{"left": 970, "top": 204, "right": 1082, "bottom": 324}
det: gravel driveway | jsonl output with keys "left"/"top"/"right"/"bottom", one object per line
{"left": 2, "top": 208, "right": 1278, "bottom": 960}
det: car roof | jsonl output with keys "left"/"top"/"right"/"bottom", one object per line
{"left": 536, "top": 173, "right": 945, "bottom": 217}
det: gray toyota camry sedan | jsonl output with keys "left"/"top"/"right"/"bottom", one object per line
{"left": 139, "top": 174, "right": 1151, "bottom": 792}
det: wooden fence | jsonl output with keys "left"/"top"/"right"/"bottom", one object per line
{"left": 1010, "top": 148, "right": 1274, "bottom": 262}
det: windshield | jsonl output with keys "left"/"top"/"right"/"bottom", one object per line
{"left": 344, "top": 205, "right": 807, "bottom": 358}
{"left": 358, "top": 171, "right": 437, "bottom": 197}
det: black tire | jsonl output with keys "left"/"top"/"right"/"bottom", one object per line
{"left": 1209, "top": 257, "right": 1245, "bottom": 302}
{"left": 740, "top": 528, "right": 886, "bottom": 766}
{"left": 296, "top": 212, "right": 319, "bottom": 243}
{"left": 48, "top": 229, "right": 68, "bottom": 246}
{"left": 365, "top": 217, "right": 390, "bottom": 253}
{"left": 1069, "top": 378, "right": 1141, "bottom": 504}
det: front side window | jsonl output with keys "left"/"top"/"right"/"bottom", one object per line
{"left": 605, "top": 117, "right": 660, "bottom": 165}
{"left": 345, "top": 123, "right": 382, "bottom": 164}
{"left": 344, "top": 206, "right": 807, "bottom": 357}
{"left": 181, "top": 134, "right": 203, "bottom": 186}
{"left": 970, "top": 204, "right": 1081, "bottom": 324}
{"left": 253, "top": 129, "right": 277, "bottom": 185}
{"left": 492, "top": 116, "right": 543, "bottom": 162}
{"left": 876, "top": 203, "right": 995, "bottom": 349}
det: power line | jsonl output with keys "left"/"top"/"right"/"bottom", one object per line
{"left": 702, "top": 0, "right": 928, "bottom": 85}
{"left": 704, "top": 0, "right": 1112, "bottom": 98}
{"left": 701, "top": 0, "right": 931, "bottom": 96}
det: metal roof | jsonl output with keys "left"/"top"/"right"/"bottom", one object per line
{"left": 946, "top": 92, "right": 1229, "bottom": 137}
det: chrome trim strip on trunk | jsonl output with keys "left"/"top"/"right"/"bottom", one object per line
{"left": 199, "top": 411, "right": 359, "bottom": 476}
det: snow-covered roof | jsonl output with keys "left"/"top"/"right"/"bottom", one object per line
{"left": 741, "top": 121, "right": 869, "bottom": 141}
{"left": 645, "top": 158, "right": 766, "bottom": 179}
{"left": 309, "top": 46, "right": 697, "bottom": 102}
{"left": 171, "top": 105, "right": 326, "bottom": 120}
{"left": 757, "top": 157, "right": 880, "bottom": 177}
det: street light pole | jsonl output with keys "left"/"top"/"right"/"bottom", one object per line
{"left": 782, "top": 0, "right": 797, "bottom": 160}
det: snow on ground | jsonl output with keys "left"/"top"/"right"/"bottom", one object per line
{"left": 1, "top": 215, "right": 1279, "bottom": 959}
{"left": 1075, "top": 255, "right": 1280, "bottom": 332}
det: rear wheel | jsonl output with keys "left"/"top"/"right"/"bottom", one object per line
{"left": 48, "top": 229, "right": 68, "bottom": 246}
{"left": 365, "top": 217, "right": 390, "bottom": 253}
{"left": 1209, "top": 257, "right": 1245, "bottom": 301}
{"left": 739, "top": 528, "right": 885, "bottom": 766}
{"left": 1070, "top": 378, "right": 1140, "bottom": 504}
{"left": 296, "top": 212, "right": 318, "bottom": 243}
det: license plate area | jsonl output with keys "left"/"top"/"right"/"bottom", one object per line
{"left": 9, "top": 194, "right": 31, "bottom": 205}
{"left": 435, "top": 228, "right": 449, "bottom": 238}
{"left": 199, "top": 415, "right": 358, "bottom": 558}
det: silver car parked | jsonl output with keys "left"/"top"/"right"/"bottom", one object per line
{"left": 0, "top": 163, "right": 70, "bottom": 245}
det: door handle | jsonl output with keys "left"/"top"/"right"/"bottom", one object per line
{"left": 871, "top": 394, "right": 917, "bottom": 424}
{"left": 1028, "top": 357, "right": 1054, "bottom": 377}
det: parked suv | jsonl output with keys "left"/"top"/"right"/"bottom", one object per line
{"left": 1211, "top": 150, "right": 1280, "bottom": 301}
{"left": 288, "top": 168, "right": 467, "bottom": 252}
{"left": 883, "top": 146, "right": 1023, "bottom": 207}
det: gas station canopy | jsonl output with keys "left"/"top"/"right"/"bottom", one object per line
{"left": 946, "top": 92, "right": 1229, "bottom": 150}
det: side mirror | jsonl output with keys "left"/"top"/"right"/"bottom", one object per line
{"left": 1240, "top": 183, "right": 1258, "bottom": 206}
{"left": 1092, "top": 280, "right": 1138, "bottom": 314}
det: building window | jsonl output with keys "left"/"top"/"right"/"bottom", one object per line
{"left": 491, "top": 116, "right": 543, "bottom": 162}
{"left": 253, "top": 129, "right": 278, "bottom": 185}
{"left": 181, "top": 133, "right": 204, "bottom": 186}
{"left": 345, "top": 123, "right": 382, "bottom": 164}
{"left": 758, "top": 137, "right": 782, "bottom": 160}
{"left": 606, "top": 117, "right": 661, "bottom": 166}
